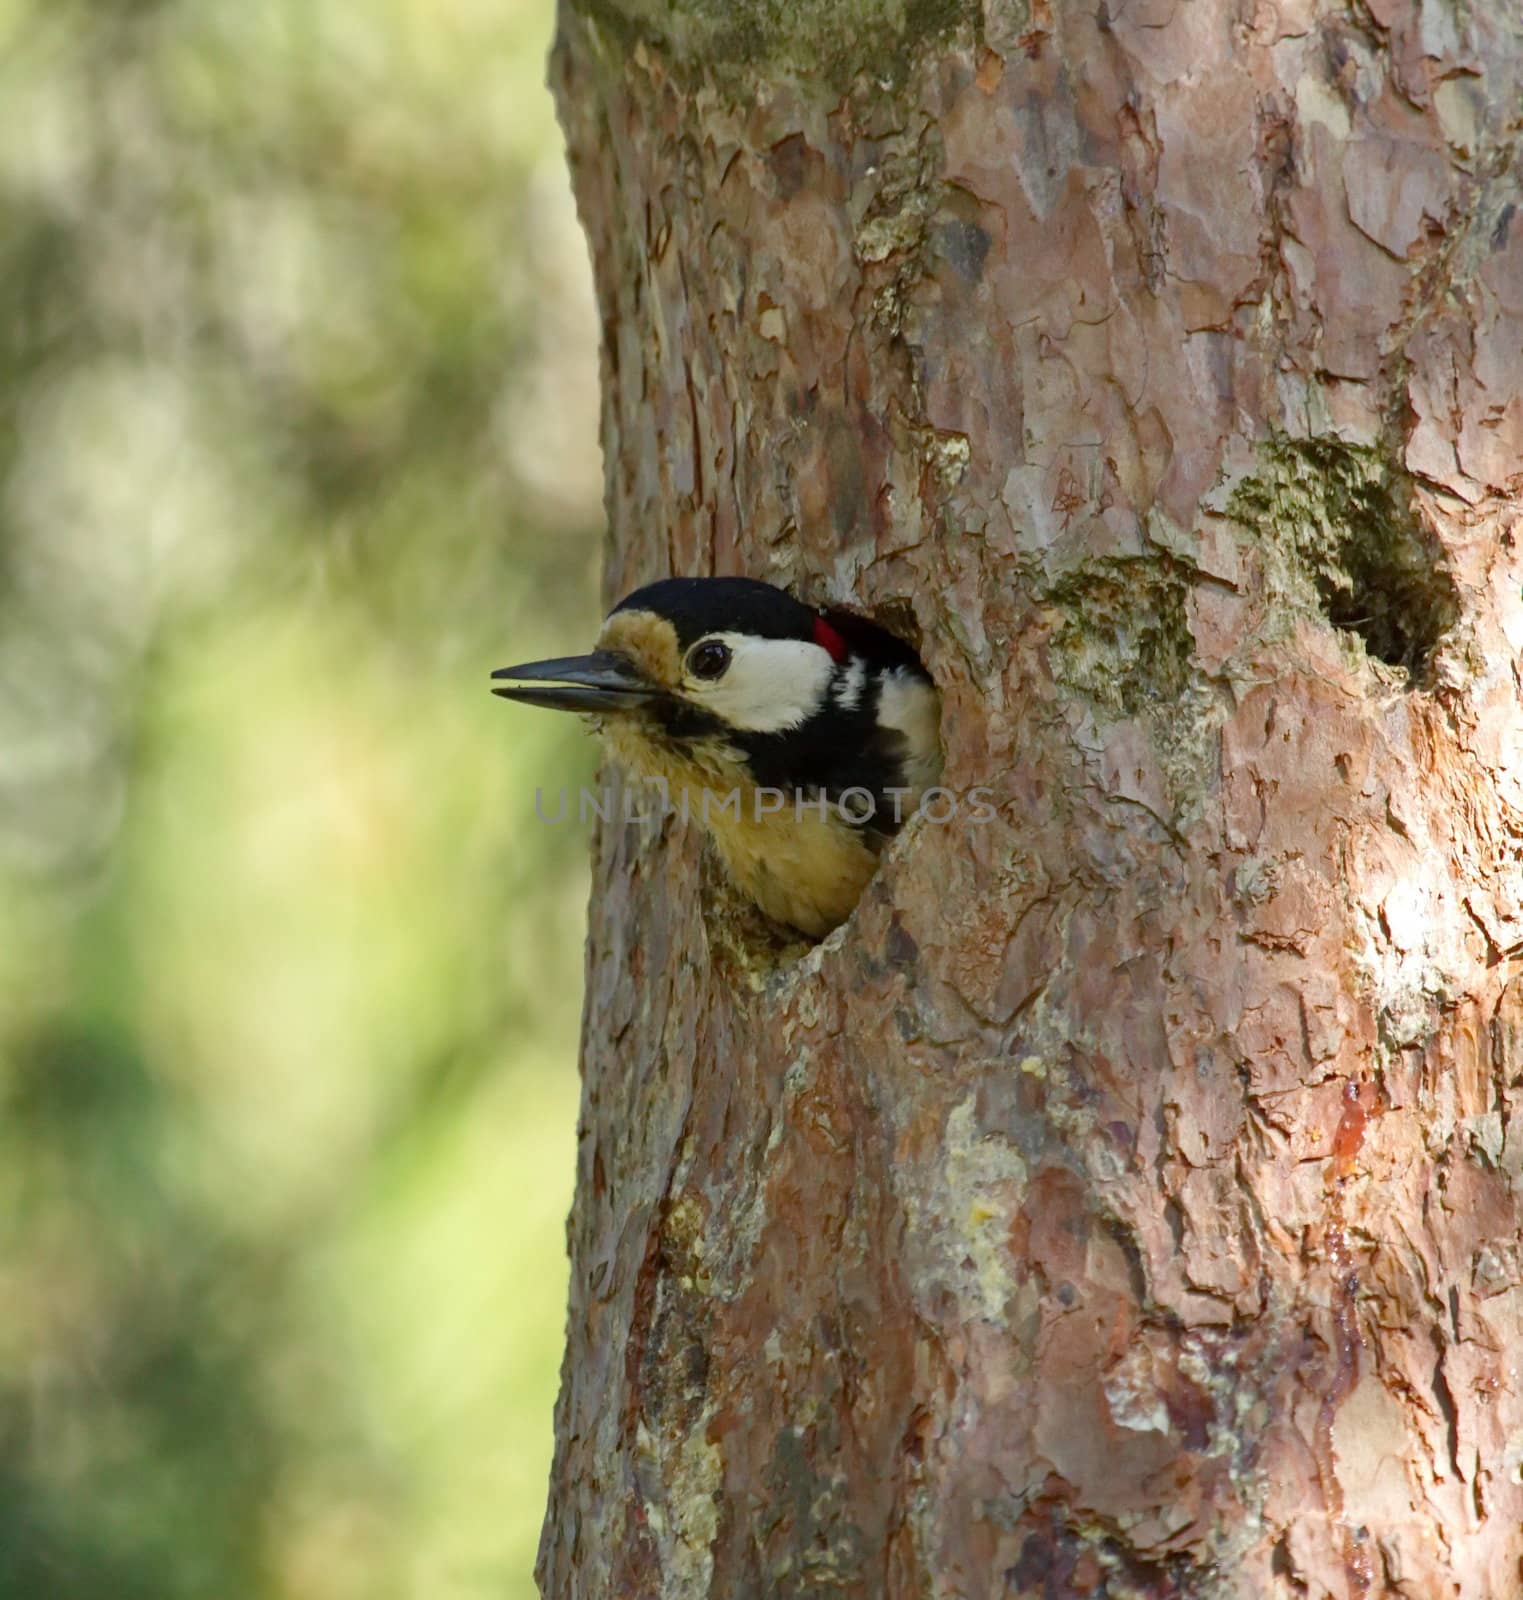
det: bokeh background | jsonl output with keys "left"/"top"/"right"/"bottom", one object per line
{"left": 0, "top": 1, "right": 602, "bottom": 1595}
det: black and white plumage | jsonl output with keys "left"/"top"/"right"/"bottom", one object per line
{"left": 491, "top": 577, "right": 943, "bottom": 937}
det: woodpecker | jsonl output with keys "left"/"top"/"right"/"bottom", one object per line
{"left": 491, "top": 577, "right": 942, "bottom": 937}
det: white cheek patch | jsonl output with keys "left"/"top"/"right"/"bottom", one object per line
{"left": 688, "top": 634, "right": 834, "bottom": 733}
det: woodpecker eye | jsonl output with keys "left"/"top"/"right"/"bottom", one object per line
{"left": 687, "top": 639, "right": 732, "bottom": 681}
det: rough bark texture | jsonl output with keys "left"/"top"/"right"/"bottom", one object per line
{"left": 542, "top": 2, "right": 1523, "bottom": 1595}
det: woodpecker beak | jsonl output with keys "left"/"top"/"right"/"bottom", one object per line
{"left": 490, "top": 651, "right": 663, "bottom": 714}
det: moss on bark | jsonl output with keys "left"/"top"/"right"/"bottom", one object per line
{"left": 567, "top": 0, "right": 983, "bottom": 99}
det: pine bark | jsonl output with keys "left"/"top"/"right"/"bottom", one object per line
{"left": 542, "top": 2, "right": 1523, "bottom": 1595}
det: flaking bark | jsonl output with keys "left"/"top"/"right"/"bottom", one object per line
{"left": 542, "top": 1, "right": 1523, "bottom": 1594}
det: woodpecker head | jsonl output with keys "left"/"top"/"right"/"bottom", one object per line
{"left": 491, "top": 576, "right": 942, "bottom": 936}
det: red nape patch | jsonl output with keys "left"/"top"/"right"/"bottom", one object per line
{"left": 812, "top": 615, "right": 849, "bottom": 662}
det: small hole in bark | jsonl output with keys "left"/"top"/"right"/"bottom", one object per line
{"left": 1270, "top": 1535, "right": 1298, "bottom": 1582}
{"left": 1232, "top": 437, "right": 1459, "bottom": 685}
{"left": 1303, "top": 451, "right": 1456, "bottom": 675}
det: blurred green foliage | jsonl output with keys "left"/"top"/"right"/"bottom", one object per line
{"left": 0, "top": 1, "right": 603, "bottom": 1595}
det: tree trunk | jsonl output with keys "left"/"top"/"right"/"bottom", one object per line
{"left": 541, "top": 2, "right": 1523, "bottom": 1594}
